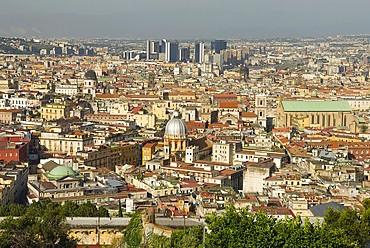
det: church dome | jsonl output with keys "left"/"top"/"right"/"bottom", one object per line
{"left": 311, "top": 90, "right": 318, "bottom": 97}
{"left": 17, "top": 65, "right": 23, "bottom": 73}
{"left": 84, "top": 70, "right": 97, "bottom": 80}
{"left": 49, "top": 165, "right": 77, "bottom": 177}
{"left": 8, "top": 64, "right": 14, "bottom": 70}
{"left": 165, "top": 111, "right": 188, "bottom": 136}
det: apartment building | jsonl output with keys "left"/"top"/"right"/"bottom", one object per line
{"left": 41, "top": 103, "right": 71, "bottom": 121}
{"left": 0, "top": 109, "right": 21, "bottom": 124}
{"left": 39, "top": 130, "right": 93, "bottom": 155}
{"left": 80, "top": 143, "right": 140, "bottom": 170}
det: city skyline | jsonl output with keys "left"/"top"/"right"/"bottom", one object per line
{"left": 1, "top": 0, "right": 370, "bottom": 38}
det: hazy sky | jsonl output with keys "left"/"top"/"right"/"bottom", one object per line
{"left": 0, "top": 0, "right": 370, "bottom": 38}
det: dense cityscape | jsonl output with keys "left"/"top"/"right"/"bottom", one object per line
{"left": 1, "top": 34, "right": 370, "bottom": 247}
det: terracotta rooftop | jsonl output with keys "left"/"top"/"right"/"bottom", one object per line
{"left": 219, "top": 101, "right": 238, "bottom": 109}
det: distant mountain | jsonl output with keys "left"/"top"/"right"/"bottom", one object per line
{"left": 0, "top": 10, "right": 369, "bottom": 39}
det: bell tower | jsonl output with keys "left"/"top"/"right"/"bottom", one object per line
{"left": 255, "top": 94, "right": 267, "bottom": 127}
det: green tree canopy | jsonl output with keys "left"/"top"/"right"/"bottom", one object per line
{"left": 0, "top": 208, "right": 77, "bottom": 248}
{"left": 8, "top": 203, "right": 26, "bottom": 217}
{"left": 0, "top": 200, "right": 109, "bottom": 218}
{"left": 122, "top": 211, "right": 143, "bottom": 248}
{"left": 325, "top": 207, "right": 370, "bottom": 246}
{"left": 204, "top": 205, "right": 360, "bottom": 248}
{"left": 150, "top": 226, "right": 203, "bottom": 248}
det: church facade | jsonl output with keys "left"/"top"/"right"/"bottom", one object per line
{"left": 276, "top": 101, "right": 359, "bottom": 132}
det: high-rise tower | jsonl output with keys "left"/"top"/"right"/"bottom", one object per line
{"left": 165, "top": 41, "right": 179, "bottom": 62}
{"left": 194, "top": 41, "right": 205, "bottom": 63}
{"left": 211, "top": 40, "right": 227, "bottom": 54}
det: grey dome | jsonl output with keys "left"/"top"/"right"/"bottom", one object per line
{"left": 84, "top": 70, "right": 97, "bottom": 80}
{"left": 165, "top": 111, "right": 188, "bottom": 136}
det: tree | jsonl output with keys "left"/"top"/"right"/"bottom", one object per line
{"left": 360, "top": 124, "right": 368, "bottom": 133}
{"left": 97, "top": 206, "right": 109, "bottom": 217}
{"left": 118, "top": 200, "right": 123, "bottom": 217}
{"left": 0, "top": 209, "right": 77, "bottom": 248}
{"left": 75, "top": 201, "right": 107, "bottom": 217}
{"left": 150, "top": 234, "right": 171, "bottom": 248}
{"left": 8, "top": 203, "right": 26, "bottom": 217}
{"left": 204, "top": 205, "right": 360, "bottom": 248}
{"left": 150, "top": 226, "right": 203, "bottom": 248}
{"left": 58, "top": 200, "right": 79, "bottom": 217}
{"left": 122, "top": 211, "right": 143, "bottom": 248}
{"left": 325, "top": 207, "right": 370, "bottom": 246}
{"left": 0, "top": 205, "right": 8, "bottom": 216}
{"left": 171, "top": 226, "right": 203, "bottom": 248}
{"left": 363, "top": 198, "right": 370, "bottom": 210}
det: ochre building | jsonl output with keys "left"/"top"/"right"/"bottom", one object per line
{"left": 276, "top": 101, "right": 359, "bottom": 132}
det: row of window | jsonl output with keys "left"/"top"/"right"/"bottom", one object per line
{"left": 43, "top": 109, "right": 64, "bottom": 114}
{"left": 0, "top": 152, "right": 17, "bottom": 157}
{"left": 350, "top": 149, "right": 369, "bottom": 155}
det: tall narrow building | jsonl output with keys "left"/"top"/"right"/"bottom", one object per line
{"left": 147, "top": 40, "right": 159, "bottom": 60}
{"left": 194, "top": 41, "right": 205, "bottom": 63}
{"left": 165, "top": 41, "right": 179, "bottom": 62}
{"left": 179, "top": 47, "right": 190, "bottom": 62}
{"left": 146, "top": 40, "right": 151, "bottom": 59}
{"left": 255, "top": 94, "right": 267, "bottom": 127}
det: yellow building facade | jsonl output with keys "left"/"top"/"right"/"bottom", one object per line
{"left": 142, "top": 143, "right": 157, "bottom": 165}
{"left": 41, "top": 103, "right": 71, "bottom": 121}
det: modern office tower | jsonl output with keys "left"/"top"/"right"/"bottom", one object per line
{"left": 165, "top": 40, "right": 179, "bottom": 62}
{"left": 194, "top": 41, "right": 205, "bottom": 63}
{"left": 146, "top": 40, "right": 160, "bottom": 60}
{"left": 211, "top": 40, "right": 227, "bottom": 54}
{"left": 52, "top": 47, "right": 62, "bottom": 55}
{"left": 179, "top": 47, "right": 190, "bottom": 62}
{"left": 78, "top": 48, "right": 85, "bottom": 56}
{"left": 152, "top": 41, "right": 159, "bottom": 53}
{"left": 62, "top": 47, "right": 73, "bottom": 55}
{"left": 146, "top": 40, "right": 151, "bottom": 59}
{"left": 123, "top": 51, "right": 129, "bottom": 59}
{"left": 161, "top": 39, "right": 167, "bottom": 53}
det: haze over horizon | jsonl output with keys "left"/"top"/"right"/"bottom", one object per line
{"left": 1, "top": 0, "right": 370, "bottom": 39}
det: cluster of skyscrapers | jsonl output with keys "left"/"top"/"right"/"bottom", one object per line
{"left": 146, "top": 39, "right": 227, "bottom": 63}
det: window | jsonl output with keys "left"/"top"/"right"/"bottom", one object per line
{"left": 4, "top": 153, "right": 7, "bottom": 157}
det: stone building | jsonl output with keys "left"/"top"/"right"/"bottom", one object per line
{"left": 243, "top": 159, "right": 276, "bottom": 194}
{"left": 276, "top": 101, "right": 359, "bottom": 132}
